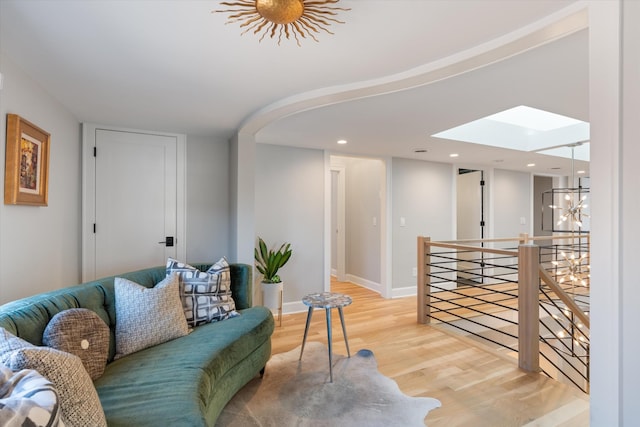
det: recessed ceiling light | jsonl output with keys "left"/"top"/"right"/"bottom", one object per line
{"left": 449, "top": 153, "right": 459, "bottom": 158}
{"left": 577, "top": 170, "right": 586, "bottom": 174}
{"left": 337, "top": 139, "right": 347, "bottom": 145}
{"left": 527, "top": 163, "right": 536, "bottom": 167}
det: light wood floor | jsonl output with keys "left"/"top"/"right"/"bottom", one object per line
{"left": 270, "top": 280, "right": 590, "bottom": 427}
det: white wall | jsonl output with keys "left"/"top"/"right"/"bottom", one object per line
{"left": 0, "top": 54, "right": 82, "bottom": 304}
{"left": 589, "top": 1, "right": 640, "bottom": 424}
{"left": 186, "top": 135, "right": 230, "bottom": 262}
{"left": 492, "top": 169, "right": 531, "bottom": 238}
{"left": 255, "top": 144, "right": 324, "bottom": 311}
{"left": 391, "top": 158, "right": 454, "bottom": 293}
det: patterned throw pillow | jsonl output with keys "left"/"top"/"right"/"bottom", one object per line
{"left": 114, "top": 273, "right": 189, "bottom": 359}
{"left": 6, "top": 347, "right": 107, "bottom": 427}
{"left": 166, "top": 257, "right": 238, "bottom": 327}
{"left": 0, "top": 364, "right": 63, "bottom": 427}
{"left": 0, "top": 328, "right": 33, "bottom": 365}
{"left": 43, "top": 308, "right": 110, "bottom": 380}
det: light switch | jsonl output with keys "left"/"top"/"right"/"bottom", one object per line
{"left": 400, "top": 217, "right": 406, "bottom": 227}
{"left": 372, "top": 216, "right": 377, "bottom": 226}
{"left": 520, "top": 217, "right": 526, "bottom": 225}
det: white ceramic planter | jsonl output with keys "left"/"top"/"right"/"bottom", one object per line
{"left": 261, "top": 281, "right": 283, "bottom": 326}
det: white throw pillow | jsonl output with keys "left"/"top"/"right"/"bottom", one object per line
{"left": 114, "top": 273, "right": 189, "bottom": 359}
{"left": 6, "top": 347, "right": 107, "bottom": 427}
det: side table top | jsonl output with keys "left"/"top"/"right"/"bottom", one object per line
{"left": 302, "top": 292, "right": 352, "bottom": 309}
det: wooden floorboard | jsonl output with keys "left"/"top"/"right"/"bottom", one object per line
{"left": 270, "top": 280, "right": 590, "bottom": 427}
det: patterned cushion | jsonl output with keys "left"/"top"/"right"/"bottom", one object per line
{"left": 0, "top": 364, "right": 63, "bottom": 427}
{"left": 6, "top": 347, "right": 107, "bottom": 427}
{"left": 166, "top": 257, "right": 238, "bottom": 327}
{"left": 0, "top": 328, "right": 33, "bottom": 365}
{"left": 43, "top": 308, "right": 110, "bottom": 380}
{"left": 114, "top": 273, "right": 189, "bottom": 359}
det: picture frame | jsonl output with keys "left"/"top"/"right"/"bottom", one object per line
{"left": 4, "top": 114, "right": 50, "bottom": 206}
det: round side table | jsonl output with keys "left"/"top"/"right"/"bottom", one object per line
{"left": 299, "top": 292, "right": 352, "bottom": 382}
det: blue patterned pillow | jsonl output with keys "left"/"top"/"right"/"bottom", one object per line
{"left": 166, "top": 257, "right": 238, "bottom": 327}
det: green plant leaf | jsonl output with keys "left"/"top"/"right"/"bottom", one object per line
{"left": 254, "top": 237, "right": 292, "bottom": 283}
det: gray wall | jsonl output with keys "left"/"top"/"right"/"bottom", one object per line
{"left": 255, "top": 144, "right": 325, "bottom": 307}
{"left": 533, "top": 175, "right": 553, "bottom": 238}
{"left": 492, "top": 169, "right": 531, "bottom": 238}
{"left": 186, "top": 135, "right": 230, "bottom": 262}
{"left": 392, "top": 158, "right": 454, "bottom": 292}
{"left": 0, "top": 54, "right": 83, "bottom": 304}
{"left": 0, "top": 53, "right": 233, "bottom": 304}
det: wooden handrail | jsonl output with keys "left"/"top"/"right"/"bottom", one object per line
{"left": 539, "top": 267, "right": 590, "bottom": 329}
{"left": 436, "top": 233, "right": 588, "bottom": 245}
{"left": 425, "top": 241, "right": 517, "bottom": 257}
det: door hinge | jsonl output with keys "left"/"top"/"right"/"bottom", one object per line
{"left": 480, "top": 180, "right": 485, "bottom": 186}
{"left": 480, "top": 221, "right": 485, "bottom": 227}
{"left": 93, "top": 223, "right": 96, "bottom": 233}
{"left": 93, "top": 147, "right": 97, "bottom": 157}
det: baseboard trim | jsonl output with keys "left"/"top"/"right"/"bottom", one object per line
{"left": 282, "top": 300, "right": 308, "bottom": 315}
{"left": 391, "top": 286, "right": 417, "bottom": 298}
{"left": 346, "top": 274, "right": 382, "bottom": 294}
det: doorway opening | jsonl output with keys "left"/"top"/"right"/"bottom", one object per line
{"left": 329, "top": 155, "right": 387, "bottom": 296}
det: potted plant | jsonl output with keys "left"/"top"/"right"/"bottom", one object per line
{"left": 255, "top": 237, "right": 292, "bottom": 321}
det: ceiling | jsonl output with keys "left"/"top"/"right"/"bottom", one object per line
{"left": 0, "top": 0, "right": 589, "bottom": 176}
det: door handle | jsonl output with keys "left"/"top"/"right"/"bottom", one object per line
{"left": 158, "top": 236, "right": 174, "bottom": 247}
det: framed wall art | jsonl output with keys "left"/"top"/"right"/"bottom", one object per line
{"left": 4, "top": 114, "right": 50, "bottom": 206}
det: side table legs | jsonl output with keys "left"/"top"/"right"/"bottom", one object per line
{"left": 299, "top": 305, "right": 351, "bottom": 383}
{"left": 326, "top": 307, "right": 333, "bottom": 382}
{"left": 338, "top": 306, "right": 351, "bottom": 358}
{"left": 299, "top": 306, "right": 314, "bottom": 360}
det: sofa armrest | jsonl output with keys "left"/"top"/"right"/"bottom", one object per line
{"left": 229, "top": 264, "right": 253, "bottom": 310}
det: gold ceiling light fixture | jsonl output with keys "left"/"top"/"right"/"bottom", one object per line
{"left": 214, "top": 0, "right": 350, "bottom": 45}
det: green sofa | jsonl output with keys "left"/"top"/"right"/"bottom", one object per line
{"left": 0, "top": 263, "right": 275, "bottom": 426}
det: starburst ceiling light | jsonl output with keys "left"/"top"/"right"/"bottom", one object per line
{"left": 552, "top": 251, "right": 590, "bottom": 287}
{"left": 550, "top": 194, "right": 589, "bottom": 228}
{"left": 215, "top": 0, "right": 350, "bottom": 45}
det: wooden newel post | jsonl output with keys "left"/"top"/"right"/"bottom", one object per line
{"left": 518, "top": 244, "right": 540, "bottom": 372}
{"left": 417, "top": 236, "right": 431, "bottom": 324}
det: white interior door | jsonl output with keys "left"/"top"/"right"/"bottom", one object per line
{"left": 457, "top": 169, "right": 484, "bottom": 282}
{"left": 82, "top": 125, "right": 186, "bottom": 280}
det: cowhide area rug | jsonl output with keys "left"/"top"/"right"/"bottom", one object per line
{"left": 216, "top": 342, "right": 441, "bottom": 426}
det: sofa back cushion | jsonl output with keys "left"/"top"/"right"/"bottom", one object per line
{"left": 0, "top": 264, "right": 252, "bottom": 362}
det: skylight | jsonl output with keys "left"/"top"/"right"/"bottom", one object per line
{"left": 484, "top": 106, "right": 583, "bottom": 131}
{"left": 432, "top": 105, "right": 590, "bottom": 160}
